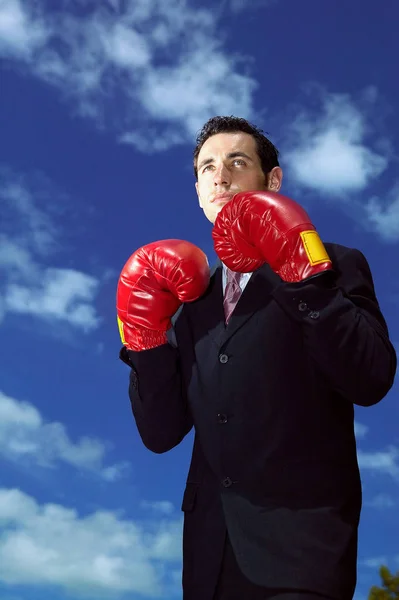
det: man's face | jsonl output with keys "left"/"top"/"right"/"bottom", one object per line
{"left": 195, "top": 132, "right": 280, "bottom": 224}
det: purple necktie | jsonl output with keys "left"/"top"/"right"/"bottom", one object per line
{"left": 223, "top": 268, "right": 242, "bottom": 323}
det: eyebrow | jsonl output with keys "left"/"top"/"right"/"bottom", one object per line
{"left": 197, "top": 151, "right": 253, "bottom": 172}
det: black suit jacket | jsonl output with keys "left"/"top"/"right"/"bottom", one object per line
{"left": 120, "top": 243, "right": 396, "bottom": 600}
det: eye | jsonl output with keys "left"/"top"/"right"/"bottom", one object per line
{"left": 202, "top": 164, "right": 214, "bottom": 173}
{"left": 232, "top": 159, "right": 246, "bottom": 166}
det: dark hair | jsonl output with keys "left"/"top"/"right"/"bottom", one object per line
{"left": 193, "top": 115, "right": 280, "bottom": 179}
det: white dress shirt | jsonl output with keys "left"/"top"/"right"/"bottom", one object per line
{"left": 222, "top": 263, "right": 253, "bottom": 294}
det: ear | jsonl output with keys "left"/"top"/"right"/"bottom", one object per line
{"left": 195, "top": 181, "right": 203, "bottom": 208}
{"left": 267, "top": 167, "right": 283, "bottom": 192}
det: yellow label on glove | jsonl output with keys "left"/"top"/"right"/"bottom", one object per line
{"left": 117, "top": 316, "right": 126, "bottom": 345}
{"left": 300, "top": 230, "right": 330, "bottom": 265}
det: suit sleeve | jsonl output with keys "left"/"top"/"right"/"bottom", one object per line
{"left": 271, "top": 247, "right": 397, "bottom": 406}
{"left": 119, "top": 308, "right": 193, "bottom": 453}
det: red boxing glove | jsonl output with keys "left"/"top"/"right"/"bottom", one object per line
{"left": 117, "top": 239, "right": 210, "bottom": 351}
{"left": 212, "top": 191, "right": 332, "bottom": 282}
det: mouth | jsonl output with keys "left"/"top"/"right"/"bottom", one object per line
{"left": 211, "top": 193, "right": 234, "bottom": 204}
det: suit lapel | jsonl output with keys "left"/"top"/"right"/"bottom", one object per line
{"left": 191, "top": 260, "right": 226, "bottom": 348}
{"left": 191, "top": 260, "right": 282, "bottom": 348}
{"left": 222, "top": 263, "right": 282, "bottom": 343}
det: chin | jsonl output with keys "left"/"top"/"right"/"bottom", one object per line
{"left": 213, "top": 208, "right": 224, "bottom": 223}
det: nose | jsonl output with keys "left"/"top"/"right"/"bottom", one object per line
{"left": 213, "top": 163, "right": 231, "bottom": 187}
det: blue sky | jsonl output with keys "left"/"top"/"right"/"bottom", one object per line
{"left": 0, "top": 0, "right": 398, "bottom": 599}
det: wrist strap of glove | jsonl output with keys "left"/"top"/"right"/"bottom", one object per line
{"left": 124, "top": 326, "right": 168, "bottom": 351}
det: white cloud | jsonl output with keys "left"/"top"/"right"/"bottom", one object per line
{"left": 0, "top": 0, "right": 50, "bottom": 58}
{"left": 0, "top": 0, "right": 257, "bottom": 151}
{"left": 354, "top": 421, "right": 369, "bottom": 439}
{"left": 357, "top": 446, "right": 399, "bottom": 480}
{"left": 0, "top": 173, "right": 58, "bottom": 255}
{"left": 355, "top": 423, "right": 399, "bottom": 483}
{"left": 139, "top": 44, "right": 256, "bottom": 137}
{"left": 359, "top": 555, "right": 399, "bottom": 572}
{"left": 227, "top": 0, "right": 276, "bottom": 13}
{"left": 365, "top": 493, "right": 396, "bottom": 509}
{"left": 119, "top": 128, "right": 186, "bottom": 153}
{"left": 101, "top": 463, "right": 130, "bottom": 483}
{"left": 102, "top": 22, "right": 151, "bottom": 68}
{"left": 5, "top": 268, "right": 101, "bottom": 332}
{"left": 0, "top": 487, "right": 182, "bottom": 596}
{"left": 359, "top": 556, "right": 388, "bottom": 569}
{"left": 0, "top": 390, "right": 128, "bottom": 480}
{"left": 365, "top": 182, "right": 399, "bottom": 242}
{"left": 284, "top": 88, "right": 388, "bottom": 197}
{"left": 0, "top": 171, "right": 101, "bottom": 332}
{"left": 140, "top": 500, "right": 175, "bottom": 515}
{"left": 0, "top": 237, "right": 39, "bottom": 280}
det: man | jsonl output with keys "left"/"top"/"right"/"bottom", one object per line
{"left": 117, "top": 116, "right": 397, "bottom": 600}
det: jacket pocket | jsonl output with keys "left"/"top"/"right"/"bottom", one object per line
{"left": 181, "top": 483, "right": 198, "bottom": 512}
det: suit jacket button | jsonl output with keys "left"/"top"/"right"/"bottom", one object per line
{"left": 219, "top": 354, "right": 229, "bottom": 364}
{"left": 222, "top": 477, "right": 233, "bottom": 487}
{"left": 309, "top": 310, "right": 320, "bottom": 319}
{"left": 217, "top": 413, "right": 228, "bottom": 424}
{"left": 298, "top": 302, "right": 308, "bottom": 312}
